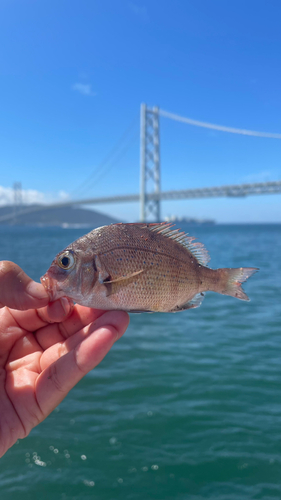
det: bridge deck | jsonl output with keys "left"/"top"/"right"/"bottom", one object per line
{"left": 1, "top": 181, "right": 280, "bottom": 223}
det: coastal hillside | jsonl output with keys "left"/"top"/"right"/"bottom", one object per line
{"left": 0, "top": 204, "right": 121, "bottom": 227}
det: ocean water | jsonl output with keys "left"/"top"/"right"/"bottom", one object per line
{"left": 0, "top": 224, "right": 280, "bottom": 500}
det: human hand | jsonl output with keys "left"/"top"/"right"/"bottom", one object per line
{"left": 0, "top": 261, "right": 129, "bottom": 458}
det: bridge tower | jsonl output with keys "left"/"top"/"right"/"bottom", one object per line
{"left": 140, "top": 104, "right": 161, "bottom": 221}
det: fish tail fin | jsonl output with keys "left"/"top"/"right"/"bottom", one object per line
{"left": 218, "top": 267, "right": 258, "bottom": 301}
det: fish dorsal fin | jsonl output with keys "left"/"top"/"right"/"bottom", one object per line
{"left": 147, "top": 222, "right": 210, "bottom": 266}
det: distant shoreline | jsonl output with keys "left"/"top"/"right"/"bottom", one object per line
{"left": 0, "top": 222, "right": 280, "bottom": 228}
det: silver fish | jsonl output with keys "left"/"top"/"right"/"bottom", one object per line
{"left": 41, "top": 223, "right": 258, "bottom": 312}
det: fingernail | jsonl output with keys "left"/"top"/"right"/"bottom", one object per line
{"left": 26, "top": 281, "right": 49, "bottom": 300}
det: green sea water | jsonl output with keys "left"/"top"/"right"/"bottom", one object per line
{"left": 0, "top": 224, "right": 280, "bottom": 500}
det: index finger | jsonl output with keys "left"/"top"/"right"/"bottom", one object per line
{"left": 0, "top": 261, "right": 49, "bottom": 311}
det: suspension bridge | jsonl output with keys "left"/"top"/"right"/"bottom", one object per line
{"left": 1, "top": 104, "right": 281, "bottom": 223}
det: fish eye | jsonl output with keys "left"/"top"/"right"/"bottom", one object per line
{"left": 57, "top": 251, "right": 75, "bottom": 270}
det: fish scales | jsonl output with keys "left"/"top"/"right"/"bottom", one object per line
{"left": 95, "top": 227, "right": 194, "bottom": 312}
{"left": 41, "top": 223, "right": 258, "bottom": 313}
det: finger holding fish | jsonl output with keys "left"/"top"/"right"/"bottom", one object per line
{"left": 36, "top": 310, "right": 129, "bottom": 416}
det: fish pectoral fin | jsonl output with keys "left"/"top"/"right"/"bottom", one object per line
{"left": 102, "top": 269, "right": 144, "bottom": 297}
{"left": 103, "top": 269, "right": 144, "bottom": 284}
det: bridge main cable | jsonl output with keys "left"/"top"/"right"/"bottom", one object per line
{"left": 159, "top": 109, "right": 281, "bottom": 139}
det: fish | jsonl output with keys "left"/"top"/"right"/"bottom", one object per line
{"left": 41, "top": 222, "right": 258, "bottom": 313}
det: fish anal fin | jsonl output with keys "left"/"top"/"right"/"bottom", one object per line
{"left": 172, "top": 293, "right": 205, "bottom": 312}
{"left": 128, "top": 309, "right": 154, "bottom": 314}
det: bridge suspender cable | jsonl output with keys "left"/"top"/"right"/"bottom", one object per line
{"left": 159, "top": 109, "right": 281, "bottom": 139}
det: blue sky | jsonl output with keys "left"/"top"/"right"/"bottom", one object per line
{"left": 0, "top": 0, "right": 280, "bottom": 222}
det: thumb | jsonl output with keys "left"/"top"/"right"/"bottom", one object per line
{"left": 0, "top": 261, "right": 49, "bottom": 310}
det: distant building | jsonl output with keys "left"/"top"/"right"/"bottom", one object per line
{"left": 164, "top": 215, "right": 215, "bottom": 226}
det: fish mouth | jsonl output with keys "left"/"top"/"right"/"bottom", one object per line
{"left": 40, "top": 273, "right": 59, "bottom": 302}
